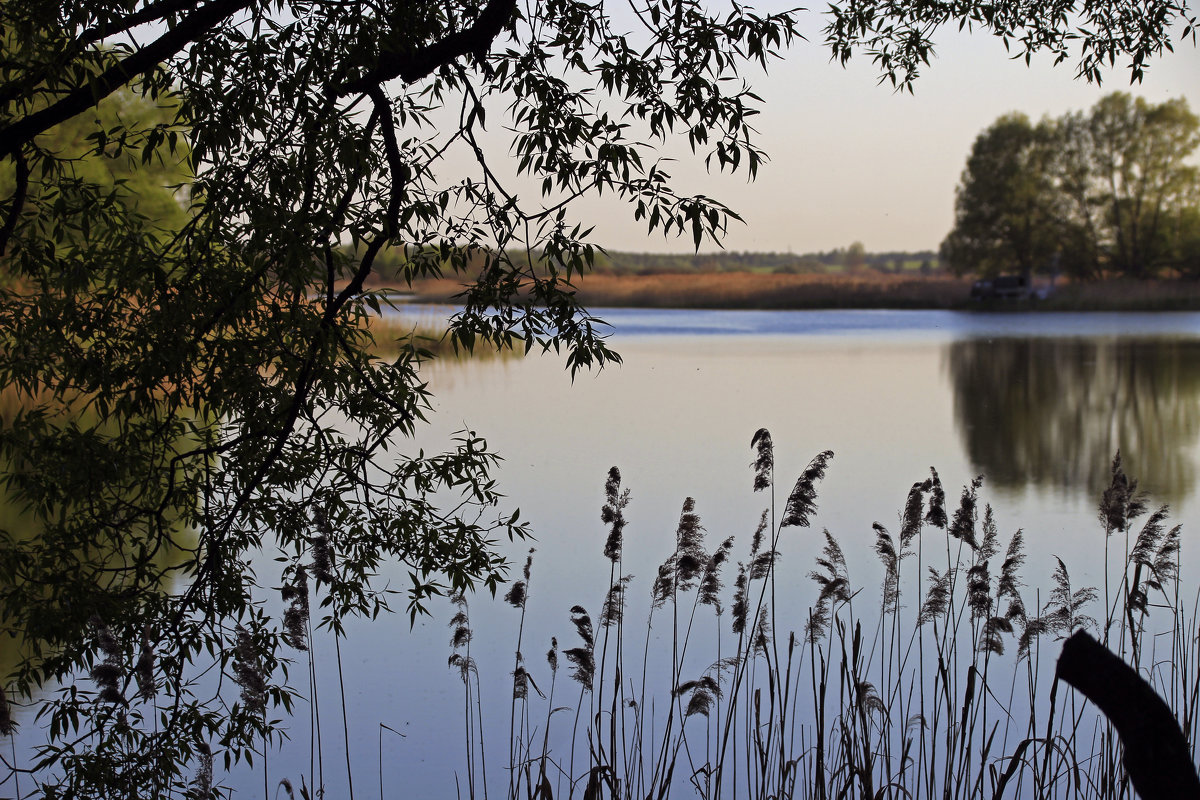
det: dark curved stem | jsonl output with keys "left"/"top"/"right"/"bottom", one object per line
{"left": 1056, "top": 630, "right": 1200, "bottom": 800}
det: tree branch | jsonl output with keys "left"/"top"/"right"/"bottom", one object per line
{"left": 0, "top": 0, "right": 250, "bottom": 161}
{"left": 1056, "top": 630, "right": 1200, "bottom": 800}
{"left": 0, "top": 148, "right": 29, "bottom": 257}
{"left": 80, "top": 0, "right": 207, "bottom": 47}
{"left": 335, "top": 0, "right": 517, "bottom": 96}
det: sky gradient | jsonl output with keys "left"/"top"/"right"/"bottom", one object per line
{"left": 568, "top": 13, "right": 1200, "bottom": 255}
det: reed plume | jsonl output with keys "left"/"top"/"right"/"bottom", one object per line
{"left": 978, "top": 615, "right": 1013, "bottom": 655}
{"left": 1135, "top": 509, "right": 1177, "bottom": 586}
{"left": 0, "top": 684, "right": 14, "bottom": 736}
{"left": 1099, "top": 451, "right": 1146, "bottom": 534}
{"left": 281, "top": 565, "right": 310, "bottom": 651}
{"left": 699, "top": 536, "right": 735, "bottom": 610}
{"left": 979, "top": 503, "right": 999, "bottom": 560}
{"left": 806, "top": 529, "right": 850, "bottom": 642}
{"left": 311, "top": 508, "right": 335, "bottom": 585}
{"left": 449, "top": 592, "right": 473, "bottom": 650}
{"left": 917, "top": 568, "right": 952, "bottom": 626}
{"left": 447, "top": 594, "right": 477, "bottom": 690}
{"left": 673, "top": 497, "right": 706, "bottom": 590}
{"left": 602, "top": 467, "right": 630, "bottom": 562}
{"left": 1147, "top": 523, "right": 1182, "bottom": 593}
{"left": 948, "top": 477, "right": 982, "bottom": 549}
{"left": 854, "top": 680, "right": 886, "bottom": 718}
{"left": 232, "top": 625, "right": 267, "bottom": 713}
{"left": 1043, "top": 558, "right": 1098, "bottom": 636}
{"left": 925, "top": 467, "right": 947, "bottom": 529}
{"left": 1017, "top": 616, "right": 1050, "bottom": 660}
{"left": 513, "top": 661, "right": 528, "bottom": 700}
{"left": 750, "top": 428, "right": 773, "bottom": 492}
{"left": 89, "top": 615, "right": 124, "bottom": 704}
{"left": 504, "top": 579, "right": 527, "bottom": 609}
{"left": 997, "top": 530, "right": 1027, "bottom": 620}
{"left": 781, "top": 450, "right": 833, "bottom": 528}
{"left": 675, "top": 675, "right": 721, "bottom": 718}
{"left": 135, "top": 626, "right": 157, "bottom": 700}
{"left": 873, "top": 522, "right": 900, "bottom": 612}
{"left": 187, "top": 742, "right": 213, "bottom": 800}
{"left": 564, "top": 606, "right": 595, "bottom": 688}
{"left": 966, "top": 562, "right": 992, "bottom": 620}
{"left": 900, "top": 479, "right": 929, "bottom": 547}
{"left": 731, "top": 563, "right": 749, "bottom": 634}
{"left": 753, "top": 606, "right": 772, "bottom": 654}
{"left": 653, "top": 557, "right": 676, "bottom": 608}
{"left": 600, "top": 575, "right": 633, "bottom": 627}
{"left": 749, "top": 508, "right": 768, "bottom": 557}
{"left": 748, "top": 547, "right": 777, "bottom": 581}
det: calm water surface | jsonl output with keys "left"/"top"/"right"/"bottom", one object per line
{"left": 261, "top": 307, "right": 1195, "bottom": 799}
{"left": 11, "top": 308, "right": 1200, "bottom": 797}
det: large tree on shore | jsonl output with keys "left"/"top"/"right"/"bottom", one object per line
{"left": 940, "top": 113, "right": 1061, "bottom": 281}
{"left": 1084, "top": 93, "right": 1200, "bottom": 277}
{"left": 0, "top": 0, "right": 1195, "bottom": 795}
{"left": 943, "top": 93, "right": 1200, "bottom": 279}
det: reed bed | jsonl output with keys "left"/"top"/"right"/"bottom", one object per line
{"left": 5, "top": 430, "right": 1193, "bottom": 799}
{"left": 442, "top": 437, "right": 1197, "bottom": 799}
{"left": 364, "top": 309, "right": 518, "bottom": 361}
{"left": 1035, "top": 278, "right": 1200, "bottom": 311}
{"left": 363, "top": 309, "right": 457, "bottom": 358}
{"left": 404, "top": 273, "right": 974, "bottom": 310}
{"left": 400, "top": 273, "right": 1200, "bottom": 311}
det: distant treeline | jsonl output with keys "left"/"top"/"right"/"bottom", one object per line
{"left": 589, "top": 247, "right": 941, "bottom": 275}
{"left": 349, "top": 243, "right": 942, "bottom": 284}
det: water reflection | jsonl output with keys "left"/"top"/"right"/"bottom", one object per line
{"left": 0, "top": 393, "right": 198, "bottom": 712}
{"left": 947, "top": 336, "right": 1200, "bottom": 502}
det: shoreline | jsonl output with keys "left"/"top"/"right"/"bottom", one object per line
{"left": 375, "top": 273, "right": 1200, "bottom": 312}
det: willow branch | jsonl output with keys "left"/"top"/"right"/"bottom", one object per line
{"left": 0, "top": 148, "right": 29, "bottom": 256}
{"left": 335, "top": 0, "right": 517, "bottom": 95}
{"left": 0, "top": 0, "right": 250, "bottom": 161}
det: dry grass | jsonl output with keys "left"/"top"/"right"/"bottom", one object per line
{"left": 402, "top": 271, "right": 1200, "bottom": 311}
{"left": 405, "top": 272, "right": 974, "bottom": 309}
{"left": 363, "top": 309, "right": 522, "bottom": 361}
{"left": 1038, "top": 278, "right": 1200, "bottom": 311}
{"left": 364, "top": 312, "right": 454, "bottom": 356}
{"left": 569, "top": 272, "right": 975, "bottom": 309}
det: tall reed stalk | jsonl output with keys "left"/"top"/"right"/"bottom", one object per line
{"left": 442, "top": 436, "right": 1194, "bottom": 800}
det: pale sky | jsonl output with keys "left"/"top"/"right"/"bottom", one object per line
{"left": 123, "top": 6, "right": 1198, "bottom": 257}
{"left": 562, "top": 12, "right": 1200, "bottom": 255}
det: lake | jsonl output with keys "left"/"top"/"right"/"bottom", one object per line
{"left": 273, "top": 307, "right": 1199, "bottom": 799}
{"left": 10, "top": 308, "right": 1200, "bottom": 798}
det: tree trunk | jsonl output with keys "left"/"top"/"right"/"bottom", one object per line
{"left": 1056, "top": 630, "right": 1200, "bottom": 799}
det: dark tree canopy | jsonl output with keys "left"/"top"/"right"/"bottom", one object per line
{"left": 0, "top": 0, "right": 1195, "bottom": 795}
{"left": 940, "top": 112, "right": 1061, "bottom": 279}
{"left": 942, "top": 93, "right": 1200, "bottom": 279}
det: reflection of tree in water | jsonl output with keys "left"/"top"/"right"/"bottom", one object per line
{"left": 947, "top": 337, "right": 1200, "bottom": 503}
{"left": 0, "top": 394, "right": 196, "bottom": 710}
{"left": 0, "top": 491, "right": 193, "bottom": 714}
